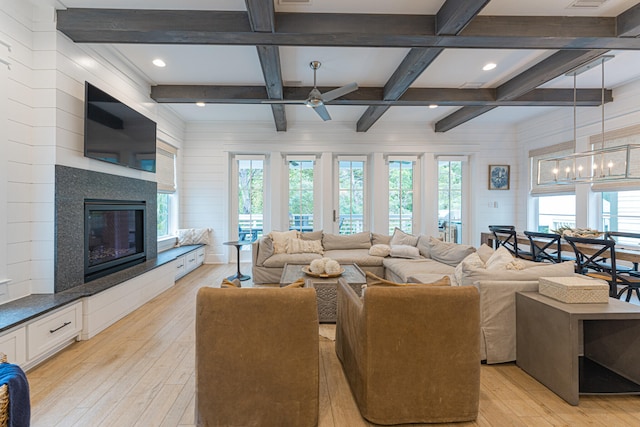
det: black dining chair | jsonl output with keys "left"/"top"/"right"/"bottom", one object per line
{"left": 605, "top": 231, "right": 640, "bottom": 276}
{"left": 488, "top": 225, "right": 533, "bottom": 260}
{"left": 524, "top": 231, "right": 571, "bottom": 263}
{"left": 564, "top": 235, "right": 640, "bottom": 301}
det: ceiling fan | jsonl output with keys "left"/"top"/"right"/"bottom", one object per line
{"left": 263, "top": 61, "right": 358, "bottom": 121}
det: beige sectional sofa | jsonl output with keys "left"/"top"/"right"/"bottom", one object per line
{"left": 251, "top": 228, "right": 579, "bottom": 363}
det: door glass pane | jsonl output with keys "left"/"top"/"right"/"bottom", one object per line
{"left": 238, "top": 159, "right": 264, "bottom": 244}
{"left": 289, "top": 160, "right": 314, "bottom": 232}
{"left": 389, "top": 160, "right": 414, "bottom": 234}
{"left": 338, "top": 160, "right": 365, "bottom": 234}
{"left": 538, "top": 195, "right": 576, "bottom": 232}
{"left": 438, "top": 161, "right": 462, "bottom": 243}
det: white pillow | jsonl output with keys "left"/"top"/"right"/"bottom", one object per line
{"left": 428, "top": 237, "right": 476, "bottom": 267}
{"left": 176, "top": 228, "right": 211, "bottom": 246}
{"left": 369, "top": 244, "right": 391, "bottom": 257}
{"left": 269, "top": 230, "right": 299, "bottom": 254}
{"left": 390, "top": 244, "right": 421, "bottom": 259}
{"left": 476, "top": 243, "right": 494, "bottom": 264}
{"left": 452, "top": 252, "right": 485, "bottom": 286}
{"left": 286, "top": 238, "right": 323, "bottom": 254}
{"left": 485, "top": 246, "right": 516, "bottom": 270}
{"left": 390, "top": 227, "right": 419, "bottom": 247}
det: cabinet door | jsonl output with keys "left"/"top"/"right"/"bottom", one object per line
{"left": 0, "top": 328, "right": 27, "bottom": 365}
{"left": 196, "top": 247, "right": 205, "bottom": 266}
{"left": 175, "top": 255, "right": 186, "bottom": 279}
{"left": 27, "top": 302, "right": 82, "bottom": 361}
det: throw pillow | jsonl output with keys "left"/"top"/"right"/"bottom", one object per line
{"left": 389, "top": 227, "right": 419, "bottom": 247}
{"left": 300, "top": 230, "right": 323, "bottom": 241}
{"left": 269, "top": 230, "right": 299, "bottom": 254}
{"left": 256, "top": 237, "right": 274, "bottom": 266}
{"left": 389, "top": 244, "right": 421, "bottom": 259}
{"left": 287, "top": 238, "right": 324, "bottom": 255}
{"left": 176, "top": 228, "right": 212, "bottom": 246}
{"left": 476, "top": 243, "right": 495, "bottom": 264}
{"left": 485, "top": 246, "right": 516, "bottom": 270}
{"left": 365, "top": 271, "right": 450, "bottom": 287}
{"left": 428, "top": 237, "right": 476, "bottom": 267}
{"left": 322, "top": 231, "right": 372, "bottom": 250}
{"left": 221, "top": 278, "right": 241, "bottom": 288}
{"left": 369, "top": 244, "right": 391, "bottom": 257}
{"left": 452, "top": 252, "right": 485, "bottom": 286}
{"left": 283, "top": 277, "right": 306, "bottom": 288}
{"left": 371, "top": 233, "right": 392, "bottom": 245}
{"left": 416, "top": 235, "right": 431, "bottom": 258}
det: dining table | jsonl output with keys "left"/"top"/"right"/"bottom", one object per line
{"left": 480, "top": 232, "right": 640, "bottom": 266}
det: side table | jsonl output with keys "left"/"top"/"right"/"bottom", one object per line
{"left": 223, "top": 240, "right": 253, "bottom": 281}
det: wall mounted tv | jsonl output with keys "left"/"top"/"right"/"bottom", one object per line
{"left": 84, "top": 82, "right": 157, "bottom": 173}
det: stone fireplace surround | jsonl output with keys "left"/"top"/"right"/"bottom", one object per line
{"left": 55, "top": 165, "right": 158, "bottom": 293}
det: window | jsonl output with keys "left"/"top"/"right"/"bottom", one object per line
{"left": 602, "top": 190, "right": 640, "bottom": 235}
{"left": 237, "top": 158, "right": 264, "bottom": 242}
{"left": 438, "top": 160, "right": 462, "bottom": 243}
{"left": 537, "top": 195, "right": 576, "bottom": 232}
{"left": 288, "top": 159, "right": 315, "bottom": 232}
{"left": 338, "top": 159, "right": 365, "bottom": 234}
{"left": 156, "top": 141, "right": 177, "bottom": 239}
{"left": 388, "top": 160, "right": 414, "bottom": 234}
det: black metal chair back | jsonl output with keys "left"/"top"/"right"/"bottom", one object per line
{"left": 564, "top": 235, "right": 640, "bottom": 300}
{"left": 489, "top": 226, "right": 532, "bottom": 260}
{"left": 524, "top": 231, "right": 563, "bottom": 263}
{"left": 605, "top": 231, "right": 640, "bottom": 274}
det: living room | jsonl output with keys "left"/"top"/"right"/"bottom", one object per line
{"left": 2, "top": 0, "right": 640, "bottom": 425}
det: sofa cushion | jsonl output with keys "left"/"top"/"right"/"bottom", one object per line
{"left": 390, "top": 227, "right": 418, "bottom": 246}
{"left": 383, "top": 258, "right": 456, "bottom": 282}
{"left": 323, "top": 249, "right": 384, "bottom": 267}
{"left": 256, "top": 237, "right": 274, "bottom": 266}
{"left": 369, "top": 244, "right": 391, "bottom": 257}
{"left": 476, "top": 244, "right": 494, "bottom": 263}
{"left": 269, "top": 230, "right": 299, "bottom": 254}
{"left": 390, "top": 245, "right": 421, "bottom": 259}
{"left": 428, "top": 237, "right": 476, "bottom": 267}
{"left": 301, "top": 230, "right": 323, "bottom": 241}
{"left": 485, "top": 246, "right": 517, "bottom": 270}
{"left": 459, "top": 260, "right": 576, "bottom": 287}
{"left": 322, "top": 231, "right": 371, "bottom": 250}
{"left": 416, "top": 235, "right": 431, "bottom": 258}
{"left": 452, "top": 253, "right": 485, "bottom": 286}
{"left": 287, "top": 238, "right": 324, "bottom": 254}
{"left": 262, "top": 252, "right": 322, "bottom": 268}
{"left": 372, "top": 233, "right": 392, "bottom": 245}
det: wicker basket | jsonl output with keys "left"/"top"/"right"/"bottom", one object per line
{"left": 0, "top": 352, "right": 8, "bottom": 427}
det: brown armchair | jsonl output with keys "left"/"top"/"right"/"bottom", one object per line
{"left": 196, "top": 287, "right": 319, "bottom": 427}
{"left": 335, "top": 278, "right": 480, "bottom": 425}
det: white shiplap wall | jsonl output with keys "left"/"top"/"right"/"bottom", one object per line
{"left": 0, "top": 1, "right": 185, "bottom": 303}
{"left": 182, "top": 120, "right": 520, "bottom": 263}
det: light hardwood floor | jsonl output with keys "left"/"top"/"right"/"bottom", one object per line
{"left": 28, "top": 263, "right": 640, "bottom": 427}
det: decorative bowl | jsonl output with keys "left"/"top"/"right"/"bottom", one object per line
{"left": 302, "top": 265, "right": 345, "bottom": 278}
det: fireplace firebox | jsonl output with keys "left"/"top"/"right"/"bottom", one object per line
{"left": 84, "top": 200, "right": 146, "bottom": 282}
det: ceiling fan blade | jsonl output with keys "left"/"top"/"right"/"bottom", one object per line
{"left": 261, "top": 99, "right": 306, "bottom": 104}
{"left": 321, "top": 82, "right": 358, "bottom": 102}
{"left": 313, "top": 104, "right": 331, "bottom": 121}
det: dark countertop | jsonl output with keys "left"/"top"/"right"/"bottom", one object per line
{"left": 0, "top": 245, "right": 203, "bottom": 333}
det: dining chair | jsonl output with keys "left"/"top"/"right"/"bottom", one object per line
{"left": 488, "top": 226, "right": 533, "bottom": 260}
{"left": 605, "top": 231, "right": 640, "bottom": 276}
{"left": 564, "top": 235, "right": 640, "bottom": 301}
{"left": 523, "top": 231, "right": 570, "bottom": 263}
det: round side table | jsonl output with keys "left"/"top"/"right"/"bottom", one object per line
{"left": 224, "top": 240, "right": 253, "bottom": 281}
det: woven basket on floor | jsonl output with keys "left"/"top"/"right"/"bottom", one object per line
{"left": 0, "top": 352, "right": 8, "bottom": 427}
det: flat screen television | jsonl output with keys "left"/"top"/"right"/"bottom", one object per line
{"left": 84, "top": 82, "right": 157, "bottom": 172}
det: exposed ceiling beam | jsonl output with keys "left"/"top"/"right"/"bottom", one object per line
{"left": 56, "top": 9, "right": 640, "bottom": 49}
{"left": 435, "top": 49, "right": 609, "bottom": 132}
{"left": 617, "top": 2, "right": 640, "bottom": 37}
{"left": 356, "top": 0, "right": 489, "bottom": 132}
{"left": 151, "top": 85, "right": 612, "bottom": 107}
{"left": 246, "top": 0, "right": 286, "bottom": 131}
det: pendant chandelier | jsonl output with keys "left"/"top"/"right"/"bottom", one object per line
{"left": 537, "top": 55, "right": 640, "bottom": 186}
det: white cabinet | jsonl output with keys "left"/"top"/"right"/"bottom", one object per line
{"left": 0, "top": 328, "right": 26, "bottom": 365}
{"left": 175, "top": 246, "right": 205, "bottom": 280}
{"left": 175, "top": 255, "right": 187, "bottom": 279}
{"left": 27, "top": 302, "right": 82, "bottom": 361}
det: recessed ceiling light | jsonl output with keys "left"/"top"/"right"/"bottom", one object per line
{"left": 429, "top": 104, "right": 438, "bottom": 109}
{"left": 152, "top": 59, "right": 166, "bottom": 68}
{"left": 196, "top": 102, "right": 206, "bottom": 107}
{"left": 482, "top": 63, "right": 496, "bottom": 71}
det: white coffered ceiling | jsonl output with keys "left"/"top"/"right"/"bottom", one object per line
{"left": 54, "top": 0, "right": 640, "bottom": 130}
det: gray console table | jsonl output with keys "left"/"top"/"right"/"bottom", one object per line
{"left": 516, "top": 291, "right": 640, "bottom": 405}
